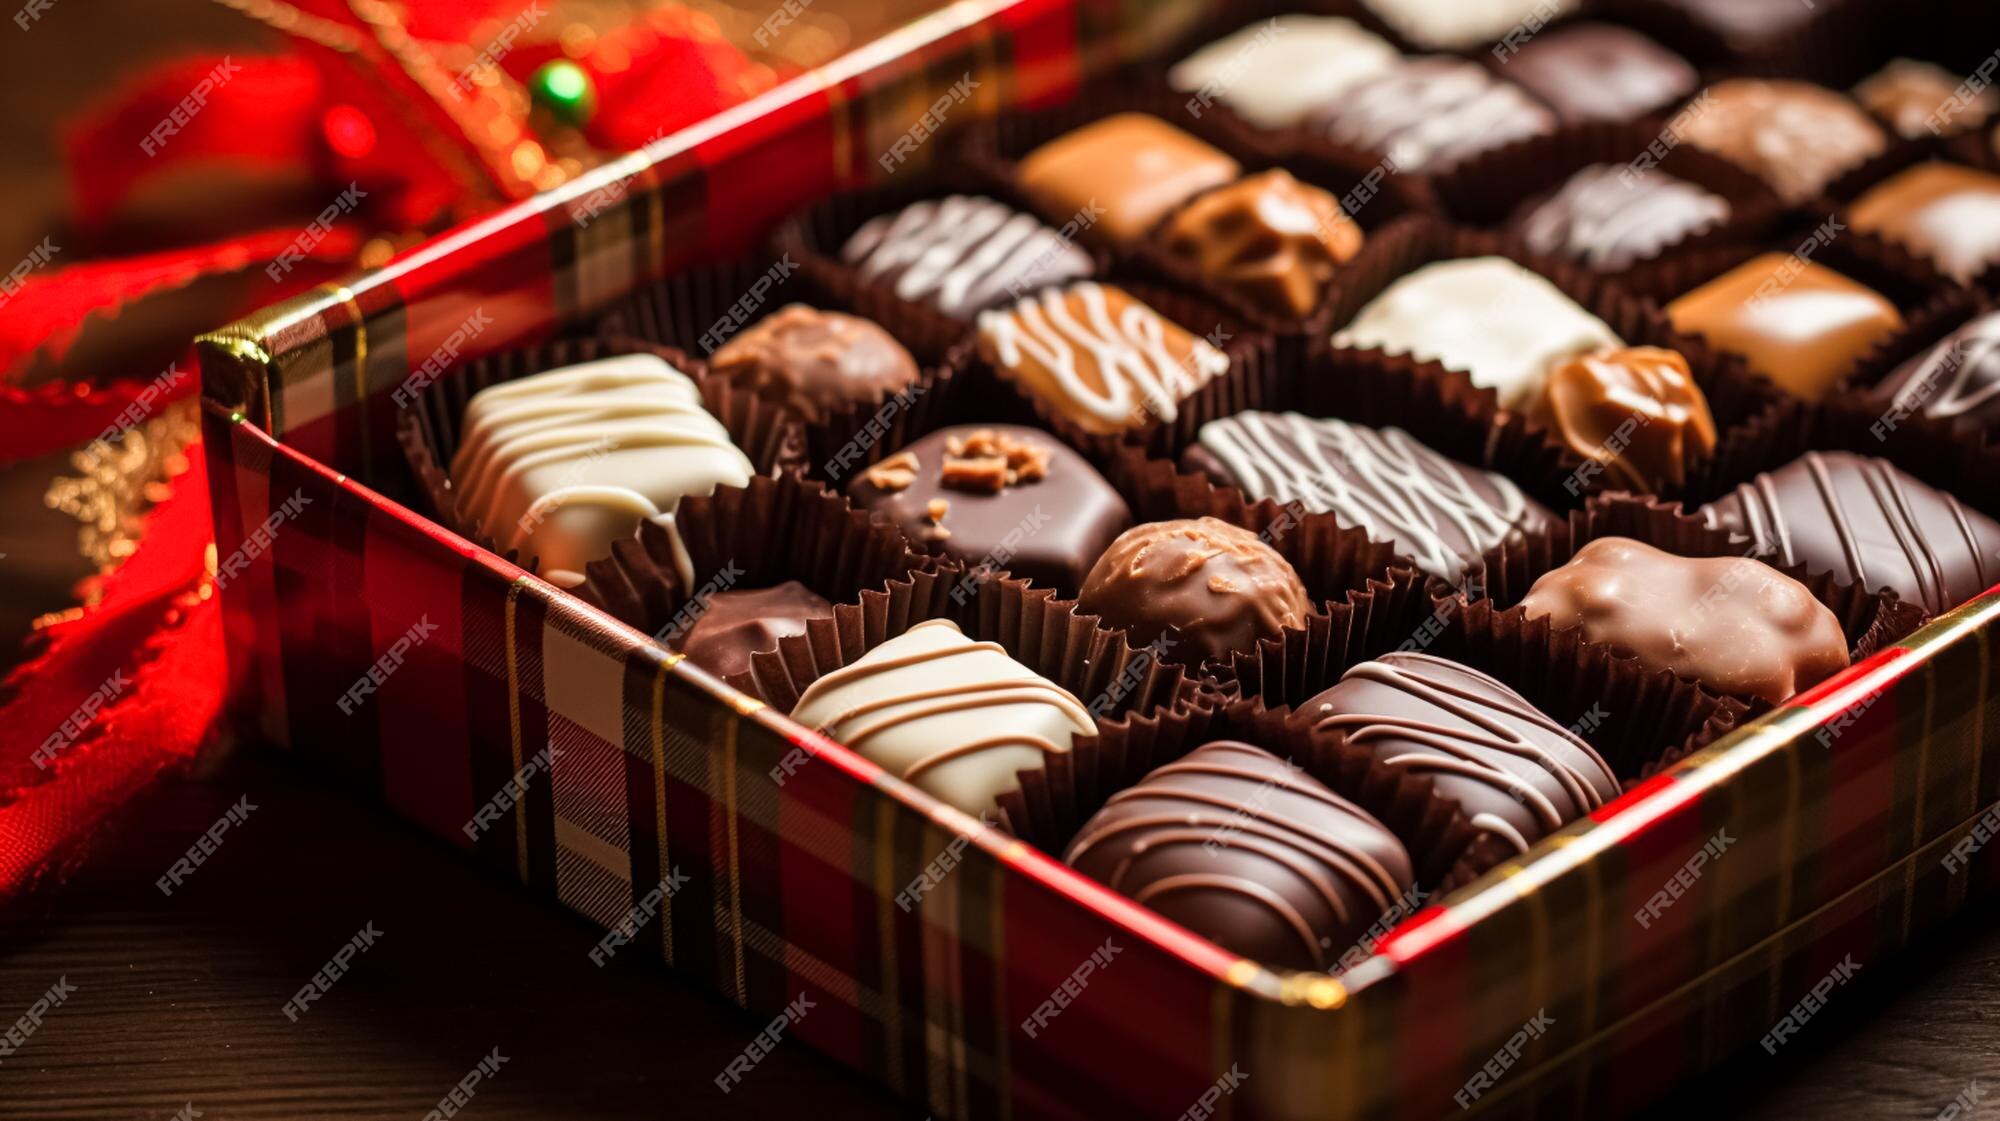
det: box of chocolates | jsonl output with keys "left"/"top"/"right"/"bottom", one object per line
{"left": 197, "top": 1, "right": 2000, "bottom": 1118}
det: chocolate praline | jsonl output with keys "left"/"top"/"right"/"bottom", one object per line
{"left": 1297, "top": 652, "right": 1620, "bottom": 856}
{"left": 708, "top": 304, "right": 919, "bottom": 421}
{"left": 1521, "top": 537, "right": 1848, "bottom": 704}
{"left": 1699, "top": 451, "right": 2000, "bottom": 615}
{"left": 1499, "top": 22, "right": 1697, "bottom": 124}
{"left": 1015, "top": 113, "right": 1240, "bottom": 246}
{"left": 1664, "top": 254, "right": 1903, "bottom": 401}
{"left": 1848, "top": 162, "right": 2000, "bottom": 285}
{"left": 1517, "top": 164, "right": 1731, "bottom": 272}
{"left": 1182, "top": 412, "right": 1553, "bottom": 582}
{"left": 1854, "top": 59, "right": 2000, "bottom": 140}
{"left": 1360, "top": 0, "right": 1576, "bottom": 51}
{"left": 1534, "top": 346, "right": 1716, "bottom": 491}
{"left": 1310, "top": 57, "right": 1556, "bottom": 174}
{"left": 1675, "top": 80, "right": 1886, "bottom": 205}
{"left": 1653, "top": 0, "right": 1819, "bottom": 48}
{"left": 1168, "top": 15, "right": 1402, "bottom": 130}
{"left": 789, "top": 619, "right": 1096, "bottom": 817}
{"left": 1064, "top": 741, "right": 1414, "bottom": 971}
{"left": 1160, "top": 170, "right": 1362, "bottom": 318}
{"left": 677, "top": 582, "right": 835, "bottom": 680}
{"left": 1078, "top": 518, "right": 1311, "bottom": 666}
{"left": 840, "top": 195, "right": 1094, "bottom": 320}
{"left": 845, "top": 425, "right": 1132, "bottom": 597}
{"left": 1872, "top": 310, "right": 2000, "bottom": 437}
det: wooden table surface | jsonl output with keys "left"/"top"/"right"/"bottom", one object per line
{"left": 3, "top": 743, "right": 1998, "bottom": 1120}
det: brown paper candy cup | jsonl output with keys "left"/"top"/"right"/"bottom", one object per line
{"left": 395, "top": 335, "right": 800, "bottom": 576}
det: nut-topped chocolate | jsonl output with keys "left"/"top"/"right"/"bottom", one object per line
{"left": 1159, "top": 170, "right": 1362, "bottom": 318}
{"left": 1675, "top": 80, "right": 1886, "bottom": 205}
{"left": 1332, "top": 256, "right": 1623, "bottom": 410}
{"left": 449, "top": 354, "right": 755, "bottom": 589}
{"left": 1665, "top": 254, "right": 1903, "bottom": 402}
{"left": 840, "top": 195, "right": 1095, "bottom": 320}
{"left": 975, "top": 281, "right": 1230, "bottom": 434}
{"left": 1298, "top": 652, "right": 1620, "bottom": 856}
{"left": 1534, "top": 346, "right": 1717, "bottom": 492}
{"left": 1521, "top": 538, "right": 1848, "bottom": 705}
{"left": 708, "top": 304, "right": 919, "bottom": 421}
{"left": 1015, "top": 113, "right": 1240, "bottom": 246}
{"left": 1064, "top": 741, "right": 1414, "bottom": 971}
{"left": 1078, "top": 517, "right": 1311, "bottom": 666}
{"left": 1848, "top": 162, "right": 2000, "bottom": 285}
{"left": 1183, "top": 412, "right": 1553, "bottom": 582}
{"left": 1518, "top": 165, "right": 1731, "bottom": 272}
{"left": 1873, "top": 310, "right": 2000, "bottom": 437}
{"left": 1700, "top": 451, "right": 2000, "bottom": 615}
{"left": 1310, "top": 57, "right": 1556, "bottom": 174}
{"left": 789, "top": 618, "right": 1096, "bottom": 817}
{"left": 678, "top": 582, "right": 835, "bottom": 680}
{"left": 846, "top": 425, "right": 1132, "bottom": 596}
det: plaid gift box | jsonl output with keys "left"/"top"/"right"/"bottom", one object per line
{"left": 196, "top": 2, "right": 2000, "bottom": 1117}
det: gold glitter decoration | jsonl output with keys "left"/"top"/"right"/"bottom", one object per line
{"left": 44, "top": 400, "right": 200, "bottom": 591}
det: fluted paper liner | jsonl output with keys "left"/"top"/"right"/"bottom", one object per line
{"left": 395, "top": 336, "right": 799, "bottom": 575}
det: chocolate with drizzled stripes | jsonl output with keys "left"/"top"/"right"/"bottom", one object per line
{"left": 1064, "top": 741, "right": 1414, "bottom": 971}
{"left": 1298, "top": 653, "right": 1620, "bottom": 856}
{"left": 789, "top": 619, "right": 1097, "bottom": 817}
{"left": 840, "top": 195, "right": 1095, "bottom": 320}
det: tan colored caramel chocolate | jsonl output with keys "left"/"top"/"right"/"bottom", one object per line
{"left": 1665, "top": 253, "right": 1903, "bottom": 401}
{"left": 1160, "top": 169, "right": 1362, "bottom": 317}
{"left": 1535, "top": 346, "right": 1717, "bottom": 491}
{"left": 1849, "top": 162, "right": 2000, "bottom": 285}
{"left": 1015, "top": 113, "right": 1240, "bottom": 245}
{"left": 1676, "top": 80, "right": 1885, "bottom": 205}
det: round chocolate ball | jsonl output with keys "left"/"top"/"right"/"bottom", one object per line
{"left": 708, "top": 304, "right": 919, "bottom": 421}
{"left": 1078, "top": 517, "right": 1311, "bottom": 666}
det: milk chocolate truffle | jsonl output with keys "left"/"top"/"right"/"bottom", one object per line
{"left": 449, "top": 354, "right": 754, "bottom": 589}
{"left": 975, "top": 281, "right": 1231, "bottom": 434}
{"left": 1702, "top": 451, "right": 2000, "bottom": 614}
{"left": 1521, "top": 538, "right": 1848, "bottom": 704}
{"left": 1848, "top": 162, "right": 2000, "bottom": 285}
{"left": 1310, "top": 57, "right": 1557, "bottom": 174}
{"left": 708, "top": 305, "right": 919, "bottom": 421}
{"left": 1168, "top": 15, "right": 1402, "bottom": 130}
{"left": 1518, "top": 164, "right": 1731, "bottom": 272}
{"left": 1665, "top": 254, "right": 1903, "bottom": 401}
{"left": 1183, "top": 412, "right": 1553, "bottom": 581}
{"left": 1160, "top": 170, "right": 1362, "bottom": 317}
{"left": 677, "top": 582, "right": 835, "bottom": 680}
{"left": 840, "top": 195, "right": 1094, "bottom": 320}
{"left": 1873, "top": 310, "right": 2000, "bottom": 436}
{"left": 1332, "top": 256, "right": 1623, "bottom": 409}
{"left": 1064, "top": 741, "right": 1414, "bottom": 971}
{"left": 1535, "top": 346, "right": 1717, "bottom": 491}
{"left": 1675, "top": 81, "right": 1887, "bottom": 205}
{"left": 1499, "top": 23, "right": 1697, "bottom": 124}
{"left": 789, "top": 619, "right": 1095, "bottom": 817}
{"left": 1299, "top": 653, "right": 1619, "bottom": 855}
{"left": 846, "top": 425, "right": 1132, "bottom": 596}
{"left": 1360, "top": 0, "right": 1575, "bottom": 51}
{"left": 1853, "top": 59, "right": 1999, "bottom": 140}
{"left": 1015, "top": 113, "right": 1240, "bottom": 246}
{"left": 1078, "top": 518, "right": 1311, "bottom": 666}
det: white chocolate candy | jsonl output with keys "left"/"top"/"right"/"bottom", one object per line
{"left": 1332, "top": 257, "right": 1622, "bottom": 409}
{"left": 449, "top": 354, "right": 754, "bottom": 589}
{"left": 1361, "top": 0, "right": 1574, "bottom": 51}
{"left": 1168, "top": 15, "right": 1403, "bottom": 130}
{"left": 790, "top": 619, "right": 1096, "bottom": 817}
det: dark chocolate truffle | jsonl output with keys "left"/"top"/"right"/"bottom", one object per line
{"left": 1700, "top": 451, "right": 2000, "bottom": 615}
{"left": 845, "top": 425, "right": 1132, "bottom": 596}
{"left": 1310, "top": 57, "right": 1557, "bottom": 174}
{"left": 676, "top": 581, "right": 835, "bottom": 680}
{"left": 1078, "top": 517, "right": 1311, "bottom": 666}
{"left": 1665, "top": 254, "right": 1903, "bottom": 401}
{"left": 1675, "top": 80, "right": 1886, "bottom": 205}
{"left": 1533, "top": 346, "right": 1716, "bottom": 491}
{"left": 1521, "top": 537, "right": 1848, "bottom": 704}
{"left": 839, "top": 195, "right": 1094, "bottom": 320}
{"left": 1518, "top": 164, "right": 1730, "bottom": 272}
{"left": 1183, "top": 412, "right": 1553, "bottom": 582}
{"left": 1299, "top": 653, "right": 1620, "bottom": 855}
{"left": 708, "top": 304, "right": 919, "bottom": 421}
{"left": 1848, "top": 162, "right": 2000, "bottom": 285}
{"left": 975, "top": 282, "right": 1230, "bottom": 434}
{"left": 1873, "top": 310, "right": 2000, "bottom": 437}
{"left": 1064, "top": 741, "right": 1414, "bottom": 971}
{"left": 1499, "top": 22, "right": 1697, "bottom": 124}
{"left": 1015, "top": 113, "right": 1240, "bottom": 246}
{"left": 1159, "top": 170, "right": 1362, "bottom": 318}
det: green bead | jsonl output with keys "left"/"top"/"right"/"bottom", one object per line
{"left": 530, "top": 60, "right": 595, "bottom": 127}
